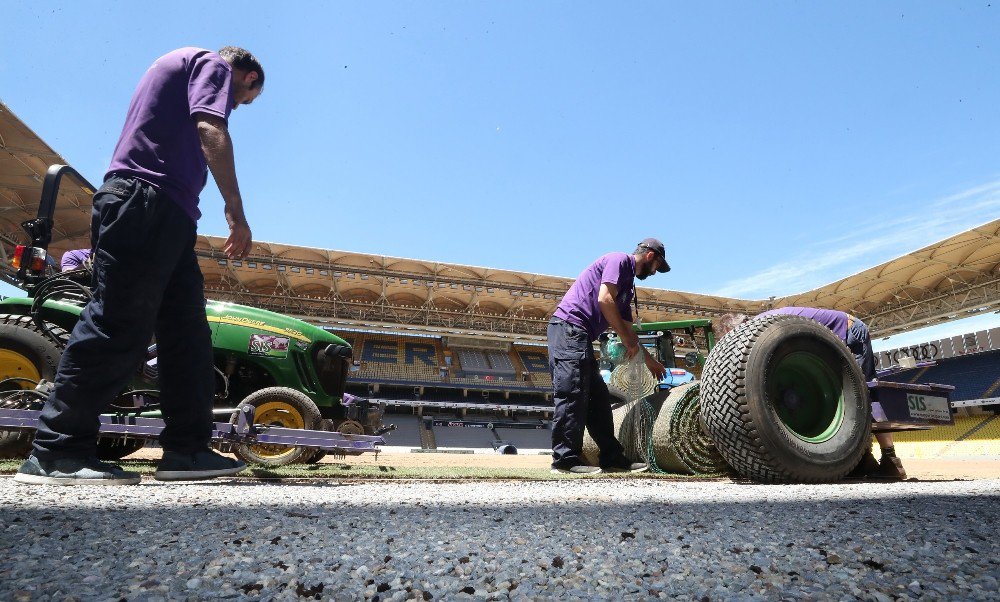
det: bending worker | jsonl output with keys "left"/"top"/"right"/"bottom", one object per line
{"left": 17, "top": 46, "right": 264, "bottom": 485}
{"left": 547, "top": 238, "right": 670, "bottom": 474}
{"left": 756, "top": 307, "right": 905, "bottom": 479}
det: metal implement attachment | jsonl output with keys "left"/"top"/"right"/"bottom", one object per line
{"left": 0, "top": 405, "right": 385, "bottom": 455}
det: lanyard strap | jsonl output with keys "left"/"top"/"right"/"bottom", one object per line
{"left": 633, "top": 284, "right": 641, "bottom": 327}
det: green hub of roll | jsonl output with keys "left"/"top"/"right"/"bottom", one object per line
{"left": 767, "top": 351, "right": 844, "bottom": 443}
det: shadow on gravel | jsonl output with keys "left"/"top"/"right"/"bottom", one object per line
{"left": 0, "top": 487, "right": 997, "bottom": 600}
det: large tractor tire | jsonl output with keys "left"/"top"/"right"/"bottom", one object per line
{"left": 0, "top": 320, "right": 67, "bottom": 459}
{"left": 700, "top": 314, "right": 871, "bottom": 483}
{"left": 231, "top": 387, "right": 322, "bottom": 467}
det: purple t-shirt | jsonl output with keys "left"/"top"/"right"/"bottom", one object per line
{"left": 60, "top": 249, "right": 92, "bottom": 271}
{"left": 759, "top": 307, "right": 849, "bottom": 341}
{"left": 106, "top": 47, "right": 233, "bottom": 221}
{"left": 553, "top": 252, "right": 635, "bottom": 341}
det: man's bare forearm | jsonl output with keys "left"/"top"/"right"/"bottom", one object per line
{"left": 599, "top": 299, "right": 633, "bottom": 340}
{"left": 197, "top": 114, "right": 247, "bottom": 224}
{"left": 598, "top": 284, "right": 638, "bottom": 343}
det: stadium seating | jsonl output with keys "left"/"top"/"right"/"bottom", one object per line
{"left": 516, "top": 348, "right": 550, "bottom": 373}
{"left": 884, "top": 349, "right": 1000, "bottom": 401}
{"left": 890, "top": 414, "right": 1000, "bottom": 459}
{"left": 331, "top": 329, "right": 554, "bottom": 403}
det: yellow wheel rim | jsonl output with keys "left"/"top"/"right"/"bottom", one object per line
{"left": 248, "top": 400, "right": 306, "bottom": 459}
{"left": 0, "top": 349, "right": 40, "bottom": 389}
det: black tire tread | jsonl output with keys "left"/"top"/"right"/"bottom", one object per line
{"left": 0, "top": 317, "right": 69, "bottom": 459}
{"left": 231, "top": 387, "right": 322, "bottom": 467}
{"left": 700, "top": 314, "right": 869, "bottom": 483}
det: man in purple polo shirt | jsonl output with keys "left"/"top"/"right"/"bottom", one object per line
{"left": 548, "top": 238, "right": 670, "bottom": 474}
{"left": 17, "top": 47, "right": 264, "bottom": 486}
{"left": 60, "top": 248, "right": 92, "bottom": 272}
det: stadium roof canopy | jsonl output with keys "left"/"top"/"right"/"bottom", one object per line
{"left": 2, "top": 100, "right": 998, "bottom": 341}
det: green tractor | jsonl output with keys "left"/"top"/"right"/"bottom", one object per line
{"left": 0, "top": 165, "right": 385, "bottom": 466}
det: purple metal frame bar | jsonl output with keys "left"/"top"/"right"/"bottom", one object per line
{"left": 0, "top": 407, "right": 385, "bottom": 453}
{"left": 425, "top": 418, "right": 549, "bottom": 430}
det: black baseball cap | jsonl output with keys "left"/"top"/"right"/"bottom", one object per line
{"left": 638, "top": 238, "right": 671, "bottom": 273}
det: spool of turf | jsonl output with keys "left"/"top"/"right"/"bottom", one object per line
{"left": 580, "top": 382, "right": 729, "bottom": 476}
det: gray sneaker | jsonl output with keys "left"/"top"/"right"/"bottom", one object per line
{"left": 602, "top": 461, "right": 649, "bottom": 473}
{"left": 154, "top": 449, "right": 246, "bottom": 481}
{"left": 550, "top": 465, "right": 602, "bottom": 475}
{"left": 14, "top": 455, "right": 141, "bottom": 486}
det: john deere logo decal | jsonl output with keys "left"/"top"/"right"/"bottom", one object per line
{"left": 249, "top": 334, "right": 290, "bottom": 358}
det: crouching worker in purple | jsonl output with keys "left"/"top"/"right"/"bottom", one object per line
{"left": 756, "top": 307, "right": 906, "bottom": 480}
{"left": 547, "top": 239, "right": 670, "bottom": 475}
{"left": 16, "top": 46, "right": 264, "bottom": 486}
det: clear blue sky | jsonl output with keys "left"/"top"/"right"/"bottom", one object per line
{"left": 2, "top": 1, "right": 998, "bottom": 349}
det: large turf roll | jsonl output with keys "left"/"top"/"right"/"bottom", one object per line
{"left": 580, "top": 382, "right": 729, "bottom": 475}
{"left": 650, "top": 383, "right": 728, "bottom": 475}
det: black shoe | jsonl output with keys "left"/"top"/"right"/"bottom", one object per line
{"left": 846, "top": 451, "right": 880, "bottom": 479}
{"left": 14, "top": 454, "right": 140, "bottom": 486}
{"left": 874, "top": 456, "right": 907, "bottom": 480}
{"left": 550, "top": 465, "right": 602, "bottom": 475}
{"left": 154, "top": 449, "right": 246, "bottom": 481}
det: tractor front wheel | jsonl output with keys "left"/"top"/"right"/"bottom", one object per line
{"left": 0, "top": 322, "right": 64, "bottom": 459}
{"left": 231, "top": 387, "right": 322, "bottom": 467}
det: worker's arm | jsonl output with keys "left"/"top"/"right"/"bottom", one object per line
{"left": 599, "top": 283, "right": 666, "bottom": 379}
{"left": 196, "top": 113, "right": 252, "bottom": 259}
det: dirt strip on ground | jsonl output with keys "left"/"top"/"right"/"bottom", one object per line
{"left": 126, "top": 447, "right": 1000, "bottom": 480}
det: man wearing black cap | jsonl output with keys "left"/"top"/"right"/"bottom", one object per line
{"left": 547, "top": 239, "right": 671, "bottom": 474}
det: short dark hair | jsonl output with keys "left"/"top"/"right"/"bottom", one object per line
{"left": 715, "top": 313, "right": 749, "bottom": 339}
{"left": 218, "top": 46, "right": 265, "bottom": 90}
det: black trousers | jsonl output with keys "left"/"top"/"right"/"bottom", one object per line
{"left": 547, "top": 318, "right": 624, "bottom": 468}
{"left": 846, "top": 316, "right": 876, "bottom": 381}
{"left": 32, "top": 176, "right": 215, "bottom": 460}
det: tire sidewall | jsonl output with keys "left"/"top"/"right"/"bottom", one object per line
{"left": 745, "top": 318, "right": 870, "bottom": 474}
{"left": 0, "top": 323, "right": 62, "bottom": 386}
{"left": 233, "top": 387, "right": 321, "bottom": 467}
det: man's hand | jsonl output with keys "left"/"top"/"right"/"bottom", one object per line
{"left": 644, "top": 351, "right": 666, "bottom": 381}
{"left": 622, "top": 329, "right": 641, "bottom": 359}
{"left": 224, "top": 215, "right": 252, "bottom": 259}
{"left": 197, "top": 112, "right": 252, "bottom": 259}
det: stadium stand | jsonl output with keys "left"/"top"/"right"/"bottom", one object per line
{"left": 883, "top": 349, "right": 1000, "bottom": 402}
{"left": 516, "top": 348, "right": 550, "bottom": 373}
{"left": 334, "top": 328, "right": 554, "bottom": 400}
{"left": 335, "top": 330, "right": 452, "bottom": 385}
{"left": 890, "top": 415, "right": 1000, "bottom": 459}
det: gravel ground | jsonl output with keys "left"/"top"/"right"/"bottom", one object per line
{"left": 1, "top": 478, "right": 997, "bottom": 601}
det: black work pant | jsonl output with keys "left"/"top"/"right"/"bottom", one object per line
{"left": 32, "top": 176, "right": 215, "bottom": 460}
{"left": 846, "top": 316, "right": 876, "bottom": 381}
{"left": 547, "top": 318, "right": 624, "bottom": 468}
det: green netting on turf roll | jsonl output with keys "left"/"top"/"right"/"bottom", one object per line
{"left": 647, "top": 382, "right": 728, "bottom": 476}
{"left": 582, "top": 381, "right": 729, "bottom": 476}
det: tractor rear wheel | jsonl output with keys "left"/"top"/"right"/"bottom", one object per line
{"left": 231, "top": 387, "right": 322, "bottom": 467}
{"left": 0, "top": 321, "right": 65, "bottom": 459}
{"left": 699, "top": 314, "right": 871, "bottom": 483}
